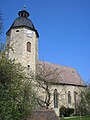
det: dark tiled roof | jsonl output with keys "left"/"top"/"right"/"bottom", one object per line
{"left": 26, "top": 109, "right": 59, "bottom": 120}
{"left": 11, "top": 17, "right": 35, "bottom": 29}
{"left": 36, "top": 61, "right": 85, "bottom": 86}
{"left": 6, "top": 10, "right": 39, "bottom": 38}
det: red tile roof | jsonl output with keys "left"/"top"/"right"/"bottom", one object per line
{"left": 36, "top": 61, "right": 85, "bottom": 86}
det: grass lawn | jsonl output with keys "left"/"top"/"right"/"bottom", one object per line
{"left": 60, "top": 116, "right": 90, "bottom": 120}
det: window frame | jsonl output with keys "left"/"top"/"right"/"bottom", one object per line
{"left": 68, "top": 91, "right": 71, "bottom": 104}
{"left": 27, "top": 42, "right": 31, "bottom": 52}
{"left": 54, "top": 89, "right": 58, "bottom": 108}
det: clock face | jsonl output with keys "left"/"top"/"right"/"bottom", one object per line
{"left": 27, "top": 30, "right": 33, "bottom": 38}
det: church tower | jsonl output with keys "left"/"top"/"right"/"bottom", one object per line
{"left": 6, "top": 9, "right": 39, "bottom": 72}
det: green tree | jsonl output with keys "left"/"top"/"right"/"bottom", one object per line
{"left": 0, "top": 54, "right": 37, "bottom": 120}
{"left": 77, "top": 85, "right": 90, "bottom": 115}
{"left": 77, "top": 91, "right": 87, "bottom": 115}
{"left": 85, "top": 85, "right": 90, "bottom": 114}
{"left": 0, "top": 12, "right": 37, "bottom": 120}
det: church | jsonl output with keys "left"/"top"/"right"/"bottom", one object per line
{"left": 6, "top": 9, "right": 85, "bottom": 116}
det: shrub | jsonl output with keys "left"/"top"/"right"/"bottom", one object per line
{"left": 60, "top": 106, "right": 74, "bottom": 117}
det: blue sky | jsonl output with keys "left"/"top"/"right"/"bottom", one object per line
{"left": 0, "top": 0, "right": 90, "bottom": 84}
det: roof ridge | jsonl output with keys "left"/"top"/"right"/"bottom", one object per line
{"left": 38, "top": 60, "right": 75, "bottom": 70}
{"left": 37, "top": 60, "right": 85, "bottom": 86}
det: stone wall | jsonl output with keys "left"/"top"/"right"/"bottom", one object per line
{"left": 35, "top": 83, "right": 84, "bottom": 116}
{"left": 6, "top": 27, "right": 38, "bottom": 72}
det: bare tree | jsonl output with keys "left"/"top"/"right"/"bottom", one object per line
{"left": 35, "top": 61, "right": 60, "bottom": 109}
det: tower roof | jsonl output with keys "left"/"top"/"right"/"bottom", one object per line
{"left": 6, "top": 9, "right": 39, "bottom": 38}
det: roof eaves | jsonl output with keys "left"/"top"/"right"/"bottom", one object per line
{"left": 6, "top": 26, "right": 39, "bottom": 38}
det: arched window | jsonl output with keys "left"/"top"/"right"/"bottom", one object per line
{"left": 68, "top": 91, "right": 71, "bottom": 104}
{"left": 27, "top": 42, "right": 31, "bottom": 52}
{"left": 74, "top": 91, "right": 78, "bottom": 111}
{"left": 54, "top": 89, "right": 58, "bottom": 108}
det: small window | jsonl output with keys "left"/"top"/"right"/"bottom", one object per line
{"left": 27, "top": 42, "right": 31, "bottom": 52}
{"left": 54, "top": 89, "right": 58, "bottom": 108}
{"left": 68, "top": 91, "right": 71, "bottom": 104}
{"left": 27, "top": 65, "right": 30, "bottom": 71}
{"left": 7, "top": 43, "right": 9, "bottom": 47}
{"left": 16, "top": 30, "right": 19, "bottom": 32}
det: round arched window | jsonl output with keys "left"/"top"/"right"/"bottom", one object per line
{"left": 68, "top": 91, "right": 71, "bottom": 104}
{"left": 27, "top": 42, "right": 31, "bottom": 52}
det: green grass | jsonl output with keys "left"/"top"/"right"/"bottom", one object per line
{"left": 60, "top": 116, "right": 90, "bottom": 120}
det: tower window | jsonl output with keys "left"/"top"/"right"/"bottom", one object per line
{"left": 54, "top": 89, "right": 58, "bottom": 108}
{"left": 68, "top": 91, "right": 71, "bottom": 104}
{"left": 27, "top": 42, "right": 31, "bottom": 52}
{"left": 7, "top": 43, "right": 9, "bottom": 48}
{"left": 27, "top": 65, "right": 30, "bottom": 71}
{"left": 16, "top": 30, "right": 19, "bottom": 32}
